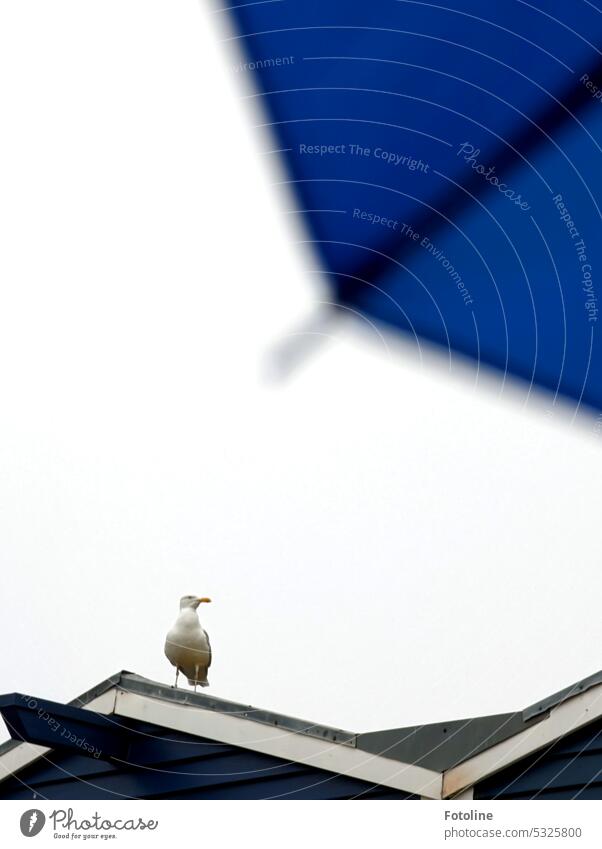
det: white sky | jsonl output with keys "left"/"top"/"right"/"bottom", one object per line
{"left": 1, "top": 1, "right": 601, "bottom": 742}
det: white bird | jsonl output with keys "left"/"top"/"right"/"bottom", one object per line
{"left": 164, "top": 595, "right": 212, "bottom": 690}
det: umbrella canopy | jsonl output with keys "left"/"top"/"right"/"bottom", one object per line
{"left": 223, "top": 0, "right": 602, "bottom": 412}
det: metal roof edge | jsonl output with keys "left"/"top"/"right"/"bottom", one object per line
{"left": 116, "top": 672, "right": 356, "bottom": 746}
{"left": 0, "top": 736, "right": 20, "bottom": 759}
{"left": 68, "top": 671, "right": 126, "bottom": 709}
{"left": 523, "top": 669, "right": 602, "bottom": 721}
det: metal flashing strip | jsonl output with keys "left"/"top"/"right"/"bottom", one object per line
{"left": 68, "top": 672, "right": 124, "bottom": 710}
{"left": 118, "top": 673, "right": 356, "bottom": 747}
{"left": 523, "top": 670, "right": 602, "bottom": 721}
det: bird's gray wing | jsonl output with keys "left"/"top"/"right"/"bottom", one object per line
{"left": 203, "top": 629, "right": 212, "bottom": 669}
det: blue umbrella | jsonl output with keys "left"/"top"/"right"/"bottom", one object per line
{"left": 222, "top": 0, "right": 602, "bottom": 412}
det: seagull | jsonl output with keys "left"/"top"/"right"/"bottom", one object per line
{"left": 164, "top": 595, "right": 212, "bottom": 690}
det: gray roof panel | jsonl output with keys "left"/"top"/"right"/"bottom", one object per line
{"left": 355, "top": 712, "right": 545, "bottom": 772}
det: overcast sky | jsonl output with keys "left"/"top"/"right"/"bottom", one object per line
{"left": 1, "top": 1, "right": 601, "bottom": 743}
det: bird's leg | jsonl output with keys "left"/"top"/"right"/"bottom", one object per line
{"left": 194, "top": 665, "right": 199, "bottom": 693}
{"left": 174, "top": 668, "right": 179, "bottom": 689}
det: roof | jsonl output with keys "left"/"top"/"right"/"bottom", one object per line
{"left": 0, "top": 672, "right": 441, "bottom": 798}
{"left": 0, "top": 670, "right": 354, "bottom": 759}
{"left": 2, "top": 668, "right": 602, "bottom": 799}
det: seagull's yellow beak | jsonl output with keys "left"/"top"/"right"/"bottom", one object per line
{"left": 198, "top": 597, "right": 212, "bottom": 604}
